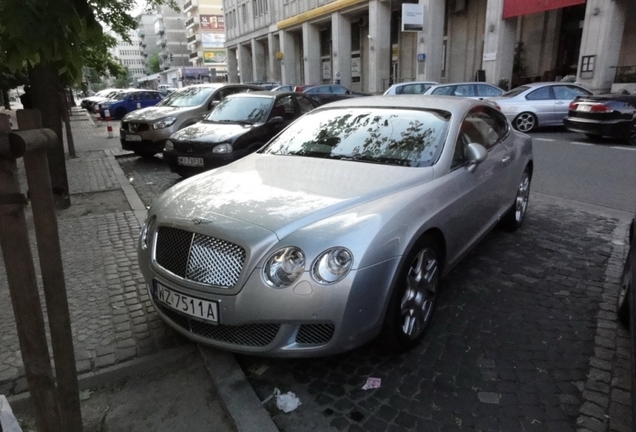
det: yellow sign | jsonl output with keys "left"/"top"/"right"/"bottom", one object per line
{"left": 275, "top": 51, "right": 283, "bottom": 61}
{"left": 204, "top": 50, "right": 227, "bottom": 64}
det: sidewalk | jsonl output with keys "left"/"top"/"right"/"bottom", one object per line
{"left": 0, "top": 109, "right": 275, "bottom": 432}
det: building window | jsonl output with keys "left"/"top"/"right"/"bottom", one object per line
{"left": 264, "top": 0, "right": 268, "bottom": 13}
{"left": 253, "top": 0, "right": 257, "bottom": 18}
{"left": 242, "top": 4, "right": 247, "bottom": 23}
{"left": 580, "top": 55, "right": 595, "bottom": 79}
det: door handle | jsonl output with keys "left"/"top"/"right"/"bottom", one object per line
{"left": 501, "top": 155, "right": 511, "bottom": 164}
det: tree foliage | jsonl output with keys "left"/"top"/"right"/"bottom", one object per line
{"left": 148, "top": 52, "right": 162, "bottom": 74}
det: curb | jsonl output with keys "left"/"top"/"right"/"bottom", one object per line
{"left": 199, "top": 346, "right": 279, "bottom": 432}
{"left": 106, "top": 148, "right": 277, "bottom": 431}
{"left": 7, "top": 345, "right": 195, "bottom": 413}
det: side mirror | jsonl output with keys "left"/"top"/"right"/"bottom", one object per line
{"left": 209, "top": 100, "right": 220, "bottom": 110}
{"left": 466, "top": 143, "right": 488, "bottom": 173}
{"left": 268, "top": 116, "right": 284, "bottom": 125}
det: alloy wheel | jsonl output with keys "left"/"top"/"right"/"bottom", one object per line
{"left": 515, "top": 171, "right": 531, "bottom": 223}
{"left": 400, "top": 247, "right": 438, "bottom": 339}
{"left": 514, "top": 113, "right": 536, "bottom": 132}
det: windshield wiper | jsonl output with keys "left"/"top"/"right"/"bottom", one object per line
{"left": 212, "top": 119, "right": 255, "bottom": 125}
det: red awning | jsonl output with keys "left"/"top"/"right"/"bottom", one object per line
{"left": 503, "top": 0, "right": 585, "bottom": 19}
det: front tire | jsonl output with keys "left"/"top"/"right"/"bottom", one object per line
{"left": 513, "top": 112, "right": 538, "bottom": 132}
{"left": 585, "top": 133, "right": 602, "bottom": 140}
{"left": 502, "top": 168, "right": 531, "bottom": 231}
{"left": 628, "top": 121, "right": 636, "bottom": 146}
{"left": 617, "top": 248, "right": 632, "bottom": 328}
{"left": 383, "top": 236, "right": 441, "bottom": 352}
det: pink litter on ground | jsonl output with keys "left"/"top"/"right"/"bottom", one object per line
{"left": 362, "top": 377, "right": 381, "bottom": 390}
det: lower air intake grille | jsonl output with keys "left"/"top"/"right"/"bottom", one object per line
{"left": 296, "top": 324, "right": 335, "bottom": 345}
{"left": 157, "top": 303, "right": 280, "bottom": 347}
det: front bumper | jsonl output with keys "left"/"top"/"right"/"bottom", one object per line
{"left": 141, "top": 253, "right": 400, "bottom": 357}
{"left": 120, "top": 123, "right": 180, "bottom": 153}
{"left": 563, "top": 117, "right": 631, "bottom": 139}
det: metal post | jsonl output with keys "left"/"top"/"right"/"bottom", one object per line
{"left": 0, "top": 115, "right": 61, "bottom": 432}
{"left": 15, "top": 110, "right": 83, "bottom": 432}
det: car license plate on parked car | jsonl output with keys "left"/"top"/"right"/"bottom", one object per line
{"left": 577, "top": 105, "right": 592, "bottom": 112}
{"left": 152, "top": 282, "right": 218, "bottom": 323}
{"left": 125, "top": 134, "right": 142, "bottom": 141}
{"left": 177, "top": 156, "right": 204, "bottom": 167}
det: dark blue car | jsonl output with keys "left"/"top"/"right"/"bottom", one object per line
{"left": 99, "top": 90, "right": 163, "bottom": 120}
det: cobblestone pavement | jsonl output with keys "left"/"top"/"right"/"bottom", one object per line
{"left": 111, "top": 149, "right": 633, "bottom": 431}
{"left": 0, "top": 118, "right": 185, "bottom": 397}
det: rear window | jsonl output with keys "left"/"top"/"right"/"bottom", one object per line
{"left": 261, "top": 108, "right": 450, "bottom": 167}
{"left": 159, "top": 87, "right": 217, "bottom": 107}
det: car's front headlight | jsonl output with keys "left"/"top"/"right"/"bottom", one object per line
{"left": 164, "top": 140, "right": 174, "bottom": 151}
{"left": 153, "top": 117, "right": 177, "bottom": 130}
{"left": 213, "top": 143, "right": 233, "bottom": 154}
{"left": 140, "top": 215, "right": 157, "bottom": 250}
{"left": 312, "top": 247, "right": 353, "bottom": 284}
{"left": 263, "top": 247, "right": 305, "bottom": 287}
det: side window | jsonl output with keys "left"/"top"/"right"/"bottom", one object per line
{"left": 131, "top": 93, "right": 143, "bottom": 101}
{"left": 553, "top": 85, "right": 590, "bottom": 99}
{"left": 478, "top": 85, "right": 502, "bottom": 97}
{"left": 271, "top": 96, "right": 297, "bottom": 120}
{"left": 453, "top": 85, "right": 474, "bottom": 97}
{"left": 400, "top": 84, "right": 427, "bottom": 94}
{"left": 452, "top": 131, "right": 469, "bottom": 169}
{"left": 295, "top": 96, "right": 314, "bottom": 114}
{"left": 330, "top": 86, "right": 347, "bottom": 94}
{"left": 459, "top": 107, "right": 501, "bottom": 150}
{"left": 525, "top": 86, "right": 553, "bottom": 100}
{"left": 432, "top": 86, "right": 453, "bottom": 96}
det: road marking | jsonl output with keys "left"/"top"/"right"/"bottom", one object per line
{"left": 534, "top": 138, "right": 556, "bottom": 142}
{"left": 570, "top": 141, "right": 593, "bottom": 146}
{"left": 610, "top": 146, "right": 636, "bottom": 151}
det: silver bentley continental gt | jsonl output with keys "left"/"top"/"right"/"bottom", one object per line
{"left": 138, "top": 96, "right": 533, "bottom": 357}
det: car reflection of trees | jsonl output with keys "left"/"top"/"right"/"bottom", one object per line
{"left": 269, "top": 110, "right": 448, "bottom": 167}
{"left": 209, "top": 98, "right": 273, "bottom": 124}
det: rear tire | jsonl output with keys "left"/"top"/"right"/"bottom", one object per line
{"left": 513, "top": 112, "right": 537, "bottom": 132}
{"left": 617, "top": 248, "right": 632, "bottom": 328}
{"left": 585, "top": 133, "right": 602, "bottom": 140}
{"left": 502, "top": 167, "right": 531, "bottom": 231}
{"left": 382, "top": 235, "right": 441, "bottom": 352}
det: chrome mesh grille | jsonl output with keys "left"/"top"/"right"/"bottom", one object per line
{"left": 296, "top": 324, "right": 335, "bottom": 345}
{"left": 157, "top": 303, "right": 279, "bottom": 347}
{"left": 186, "top": 234, "right": 245, "bottom": 287}
{"left": 154, "top": 227, "right": 245, "bottom": 288}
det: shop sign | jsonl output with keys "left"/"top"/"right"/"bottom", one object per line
{"left": 200, "top": 15, "right": 224, "bottom": 30}
{"left": 204, "top": 50, "right": 227, "bottom": 64}
{"left": 503, "top": 0, "right": 584, "bottom": 19}
{"left": 351, "top": 57, "right": 361, "bottom": 78}
{"left": 402, "top": 4, "right": 424, "bottom": 32}
{"left": 322, "top": 60, "right": 332, "bottom": 80}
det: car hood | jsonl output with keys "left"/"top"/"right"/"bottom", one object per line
{"left": 123, "top": 106, "right": 189, "bottom": 122}
{"left": 170, "top": 121, "right": 255, "bottom": 144}
{"left": 153, "top": 154, "right": 434, "bottom": 240}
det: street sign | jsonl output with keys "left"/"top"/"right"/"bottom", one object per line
{"left": 417, "top": 53, "right": 426, "bottom": 62}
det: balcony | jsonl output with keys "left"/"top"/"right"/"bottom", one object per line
{"left": 185, "top": 16, "right": 198, "bottom": 29}
{"left": 187, "top": 34, "right": 201, "bottom": 44}
{"left": 137, "top": 28, "right": 145, "bottom": 37}
{"left": 189, "top": 51, "right": 199, "bottom": 59}
{"left": 154, "top": 20, "right": 164, "bottom": 34}
{"left": 183, "top": 0, "right": 198, "bottom": 13}
{"left": 156, "top": 38, "right": 163, "bottom": 46}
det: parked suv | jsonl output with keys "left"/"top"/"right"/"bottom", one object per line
{"left": 120, "top": 83, "right": 264, "bottom": 157}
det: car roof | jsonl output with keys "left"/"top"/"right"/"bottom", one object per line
{"left": 516, "top": 82, "right": 584, "bottom": 88}
{"left": 393, "top": 81, "right": 438, "bottom": 86}
{"left": 315, "top": 94, "right": 481, "bottom": 112}
{"left": 431, "top": 82, "right": 498, "bottom": 87}
{"left": 229, "top": 91, "right": 300, "bottom": 98}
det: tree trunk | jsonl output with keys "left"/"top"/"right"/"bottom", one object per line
{"left": 28, "top": 62, "right": 71, "bottom": 209}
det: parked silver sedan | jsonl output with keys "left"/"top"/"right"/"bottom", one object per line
{"left": 138, "top": 96, "right": 533, "bottom": 357}
{"left": 424, "top": 82, "right": 503, "bottom": 99}
{"left": 489, "top": 82, "right": 592, "bottom": 132}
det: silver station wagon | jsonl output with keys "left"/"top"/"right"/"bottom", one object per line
{"left": 138, "top": 96, "right": 533, "bottom": 357}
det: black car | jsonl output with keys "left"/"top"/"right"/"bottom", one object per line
{"left": 564, "top": 93, "right": 636, "bottom": 145}
{"left": 302, "top": 84, "right": 369, "bottom": 105}
{"left": 163, "top": 91, "right": 319, "bottom": 176}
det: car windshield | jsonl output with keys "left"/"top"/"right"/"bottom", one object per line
{"left": 260, "top": 108, "right": 450, "bottom": 167}
{"left": 158, "top": 87, "right": 217, "bottom": 107}
{"left": 501, "top": 86, "right": 530, "bottom": 97}
{"left": 205, "top": 96, "right": 273, "bottom": 124}
{"left": 110, "top": 91, "right": 128, "bottom": 101}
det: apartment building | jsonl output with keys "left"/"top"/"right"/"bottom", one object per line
{"left": 223, "top": 0, "right": 636, "bottom": 93}
{"left": 137, "top": 13, "right": 161, "bottom": 74}
{"left": 110, "top": 31, "right": 146, "bottom": 83}
{"left": 183, "top": 0, "right": 228, "bottom": 81}
{"left": 154, "top": 4, "right": 191, "bottom": 71}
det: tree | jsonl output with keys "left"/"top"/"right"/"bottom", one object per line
{"left": 114, "top": 67, "right": 130, "bottom": 88}
{"left": 0, "top": 0, "right": 176, "bottom": 208}
{"left": 148, "top": 52, "right": 162, "bottom": 74}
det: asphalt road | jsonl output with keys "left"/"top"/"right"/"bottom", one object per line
{"left": 530, "top": 127, "right": 636, "bottom": 214}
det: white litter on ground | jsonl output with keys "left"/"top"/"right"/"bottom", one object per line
{"left": 362, "top": 377, "right": 382, "bottom": 390}
{"left": 261, "top": 388, "right": 302, "bottom": 413}
{"left": 0, "top": 395, "right": 23, "bottom": 432}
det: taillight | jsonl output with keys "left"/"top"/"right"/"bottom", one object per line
{"left": 590, "top": 104, "right": 612, "bottom": 113}
{"left": 569, "top": 102, "right": 578, "bottom": 110}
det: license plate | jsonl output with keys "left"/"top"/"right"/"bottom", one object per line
{"left": 177, "top": 156, "right": 204, "bottom": 167}
{"left": 577, "top": 105, "right": 592, "bottom": 112}
{"left": 125, "top": 134, "right": 142, "bottom": 141}
{"left": 152, "top": 282, "right": 218, "bottom": 323}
